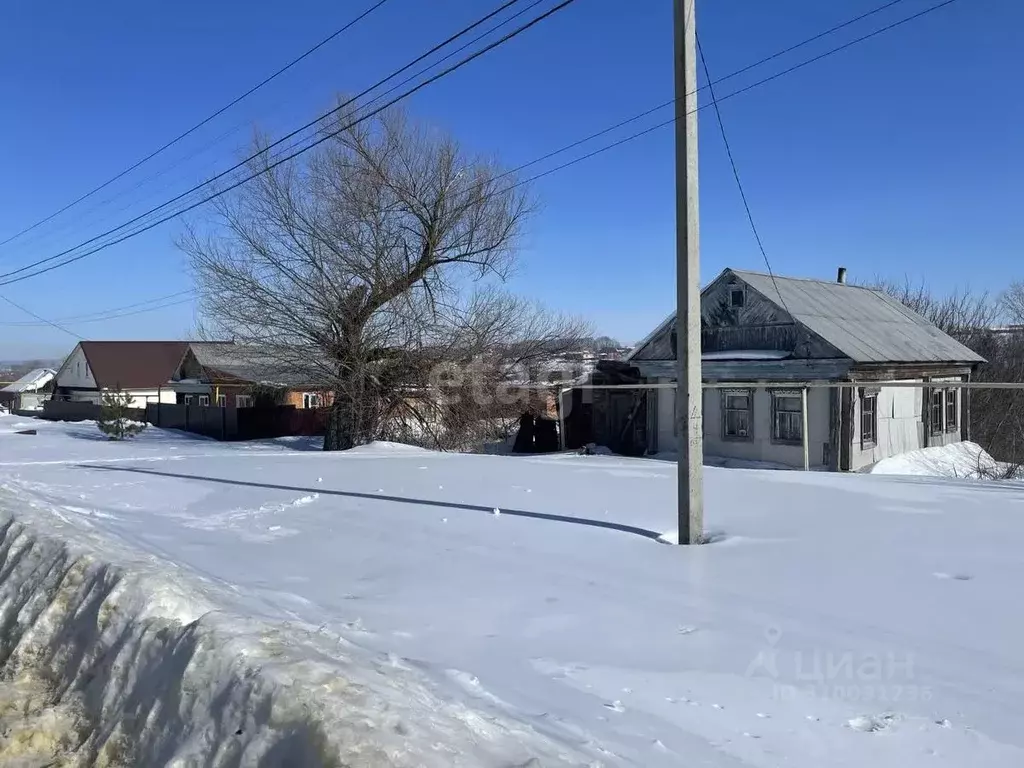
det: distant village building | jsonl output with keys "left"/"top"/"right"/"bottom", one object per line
{"left": 0, "top": 368, "right": 56, "bottom": 412}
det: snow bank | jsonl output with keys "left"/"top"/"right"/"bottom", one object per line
{"left": 869, "top": 441, "right": 1003, "bottom": 478}
{"left": 0, "top": 511, "right": 596, "bottom": 766}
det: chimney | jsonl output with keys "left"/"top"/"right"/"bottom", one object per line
{"left": 836, "top": 266, "right": 847, "bottom": 284}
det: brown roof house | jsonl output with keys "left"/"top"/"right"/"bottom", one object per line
{"left": 52, "top": 341, "right": 197, "bottom": 408}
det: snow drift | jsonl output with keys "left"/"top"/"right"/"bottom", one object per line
{"left": 868, "top": 441, "right": 1004, "bottom": 478}
{"left": 0, "top": 510, "right": 593, "bottom": 766}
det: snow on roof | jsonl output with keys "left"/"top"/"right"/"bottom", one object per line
{"left": 701, "top": 350, "right": 790, "bottom": 361}
{"left": 0, "top": 367, "right": 56, "bottom": 393}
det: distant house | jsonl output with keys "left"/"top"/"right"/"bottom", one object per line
{"left": 177, "top": 343, "right": 331, "bottom": 409}
{"left": 573, "top": 267, "right": 985, "bottom": 471}
{"left": 0, "top": 368, "right": 56, "bottom": 411}
{"left": 52, "top": 340, "right": 332, "bottom": 410}
{"left": 51, "top": 342, "right": 192, "bottom": 408}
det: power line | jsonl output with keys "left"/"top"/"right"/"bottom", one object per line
{"left": 494, "top": 0, "right": 963, "bottom": 197}
{"left": 0, "top": 0, "right": 393, "bottom": 249}
{"left": 0, "top": 0, "right": 540, "bottom": 285}
{"left": 0, "top": 290, "right": 196, "bottom": 326}
{"left": 0, "top": 0, "right": 933, "bottom": 288}
{"left": 0, "top": 0, "right": 576, "bottom": 287}
{"left": 19, "top": 0, "right": 946, "bottom": 288}
{"left": 696, "top": 34, "right": 789, "bottom": 313}
{"left": 4, "top": 0, "right": 548, "bottom": 258}
{"left": 0, "top": 0, "right": 958, "bottom": 334}
{"left": 0, "top": 294, "right": 83, "bottom": 339}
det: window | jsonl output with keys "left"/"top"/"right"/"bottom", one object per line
{"left": 945, "top": 388, "right": 958, "bottom": 432}
{"left": 722, "top": 390, "right": 752, "bottom": 440}
{"left": 302, "top": 392, "right": 322, "bottom": 409}
{"left": 198, "top": 395, "right": 210, "bottom": 407}
{"left": 771, "top": 391, "right": 803, "bottom": 443}
{"left": 236, "top": 394, "right": 253, "bottom": 408}
{"left": 729, "top": 287, "right": 745, "bottom": 308}
{"left": 861, "top": 391, "right": 877, "bottom": 446}
{"left": 183, "top": 395, "right": 193, "bottom": 406}
{"left": 217, "top": 394, "right": 227, "bottom": 408}
{"left": 930, "top": 389, "right": 944, "bottom": 435}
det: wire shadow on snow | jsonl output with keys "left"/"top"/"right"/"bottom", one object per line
{"left": 78, "top": 464, "right": 663, "bottom": 541}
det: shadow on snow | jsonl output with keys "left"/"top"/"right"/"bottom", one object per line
{"left": 78, "top": 463, "right": 663, "bottom": 541}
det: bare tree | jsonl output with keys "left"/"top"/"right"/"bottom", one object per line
{"left": 866, "top": 276, "right": 1001, "bottom": 337}
{"left": 1001, "top": 281, "right": 1024, "bottom": 325}
{"left": 870, "top": 275, "right": 1024, "bottom": 471}
{"left": 180, "top": 101, "right": 589, "bottom": 450}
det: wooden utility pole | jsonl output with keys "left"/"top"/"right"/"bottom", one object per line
{"left": 674, "top": 0, "right": 703, "bottom": 544}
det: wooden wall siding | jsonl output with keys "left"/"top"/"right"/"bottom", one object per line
{"left": 701, "top": 275, "right": 791, "bottom": 327}
{"left": 631, "top": 323, "right": 676, "bottom": 361}
{"left": 631, "top": 272, "right": 843, "bottom": 362}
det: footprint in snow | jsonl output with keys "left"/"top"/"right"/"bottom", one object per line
{"left": 933, "top": 572, "right": 973, "bottom": 581}
{"left": 604, "top": 700, "right": 625, "bottom": 713}
{"left": 677, "top": 626, "right": 698, "bottom": 635}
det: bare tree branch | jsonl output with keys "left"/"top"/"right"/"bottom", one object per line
{"left": 180, "top": 100, "right": 591, "bottom": 450}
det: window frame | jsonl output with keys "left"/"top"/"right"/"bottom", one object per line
{"left": 302, "top": 392, "right": 323, "bottom": 409}
{"left": 236, "top": 394, "right": 253, "bottom": 409}
{"left": 217, "top": 393, "right": 227, "bottom": 408}
{"left": 721, "top": 388, "right": 753, "bottom": 441}
{"left": 770, "top": 389, "right": 803, "bottom": 445}
{"left": 183, "top": 395, "right": 193, "bottom": 406}
{"left": 729, "top": 286, "right": 746, "bottom": 309}
{"left": 945, "top": 387, "right": 958, "bottom": 433}
{"left": 930, "top": 388, "right": 944, "bottom": 435}
{"left": 860, "top": 388, "right": 878, "bottom": 448}
{"left": 197, "top": 395, "right": 210, "bottom": 407}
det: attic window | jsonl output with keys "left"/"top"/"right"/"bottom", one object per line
{"left": 729, "top": 287, "right": 745, "bottom": 308}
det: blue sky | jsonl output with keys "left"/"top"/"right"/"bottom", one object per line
{"left": 1, "top": 0, "right": 1020, "bottom": 360}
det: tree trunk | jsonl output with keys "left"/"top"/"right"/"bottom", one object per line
{"left": 323, "top": 397, "right": 356, "bottom": 451}
{"left": 323, "top": 369, "right": 375, "bottom": 451}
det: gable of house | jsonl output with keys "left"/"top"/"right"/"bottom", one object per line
{"left": 54, "top": 345, "right": 98, "bottom": 389}
{"left": 628, "top": 268, "right": 984, "bottom": 366}
{"left": 56, "top": 341, "right": 192, "bottom": 391}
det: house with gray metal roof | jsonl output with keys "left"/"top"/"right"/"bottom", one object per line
{"left": 623, "top": 267, "right": 984, "bottom": 470}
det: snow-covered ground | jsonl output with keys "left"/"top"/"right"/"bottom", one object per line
{"left": 2, "top": 415, "right": 1024, "bottom": 766}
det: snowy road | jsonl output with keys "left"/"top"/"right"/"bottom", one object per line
{"left": 2, "top": 416, "right": 1024, "bottom": 766}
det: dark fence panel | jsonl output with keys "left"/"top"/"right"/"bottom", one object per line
{"left": 145, "top": 403, "right": 323, "bottom": 441}
{"left": 236, "top": 406, "right": 328, "bottom": 440}
{"left": 42, "top": 400, "right": 145, "bottom": 423}
{"left": 146, "top": 403, "right": 238, "bottom": 440}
